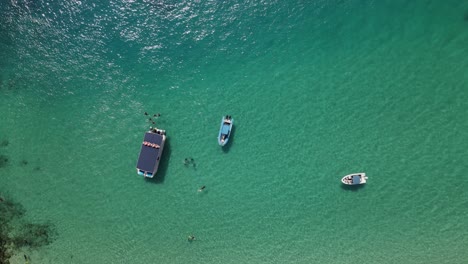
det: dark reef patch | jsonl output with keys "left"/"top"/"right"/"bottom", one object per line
{"left": 20, "top": 160, "right": 28, "bottom": 166}
{"left": 0, "top": 227, "right": 13, "bottom": 264}
{"left": 0, "top": 195, "right": 57, "bottom": 264}
{"left": 0, "top": 155, "right": 9, "bottom": 168}
{"left": 12, "top": 223, "right": 57, "bottom": 249}
{"left": 0, "top": 140, "right": 8, "bottom": 148}
{"left": 6, "top": 79, "right": 15, "bottom": 91}
{"left": 0, "top": 199, "right": 25, "bottom": 222}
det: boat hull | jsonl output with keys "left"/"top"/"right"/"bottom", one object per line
{"left": 218, "top": 116, "right": 233, "bottom": 146}
{"left": 341, "top": 173, "right": 367, "bottom": 185}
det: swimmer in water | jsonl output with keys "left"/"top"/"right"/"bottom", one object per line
{"left": 198, "top": 185, "right": 206, "bottom": 192}
{"left": 188, "top": 235, "right": 196, "bottom": 241}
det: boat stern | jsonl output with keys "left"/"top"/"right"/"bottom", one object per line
{"left": 136, "top": 169, "right": 154, "bottom": 178}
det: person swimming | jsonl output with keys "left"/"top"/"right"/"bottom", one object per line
{"left": 198, "top": 185, "right": 206, "bottom": 192}
{"left": 188, "top": 235, "right": 196, "bottom": 241}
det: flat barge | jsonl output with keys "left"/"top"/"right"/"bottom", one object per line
{"left": 136, "top": 127, "right": 166, "bottom": 178}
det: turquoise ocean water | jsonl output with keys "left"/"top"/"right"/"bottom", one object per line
{"left": 1, "top": 0, "right": 468, "bottom": 263}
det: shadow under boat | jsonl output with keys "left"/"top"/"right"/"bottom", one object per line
{"left": 340, "top": 183, "right": 366, "bottom": 191}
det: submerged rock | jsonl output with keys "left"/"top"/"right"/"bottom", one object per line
{"left": 0, "top": 155, "right": 9, "bottom": 168}
{"left": 0, "top": 234, "right": 13, "bottom": 264}
{"left": 0, "top": 196, "right": 57, "bottom": 263}
{"left": 0, "top": 140, "right": 8, "bottom": 148}
{"left": 13, "top": 223, "right": 56, "bottom": 249}
{"left": 0, "top": 199, "right": 25, "bottom": 223}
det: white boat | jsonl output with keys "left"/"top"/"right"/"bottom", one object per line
{"left": 218, "top": 115, "right": 233, "bottom": 146}
{"left": 341, "top": 173, "right": 367, "bottom": 185}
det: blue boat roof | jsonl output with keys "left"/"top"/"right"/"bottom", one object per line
{"left": 221, "top": 124, "right": 230, "bottom": 135}
{"left": 352, "top": 175, "right": 360, "bottom": 184}
{"left": 136, "top": 132, "right": 164, "bottom": 173}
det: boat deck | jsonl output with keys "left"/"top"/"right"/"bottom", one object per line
{"left": 221, "top": 124, "right": 230, "bottom": 135}
{"left": 136, "top": 131, "right": 165, "bottom": 175}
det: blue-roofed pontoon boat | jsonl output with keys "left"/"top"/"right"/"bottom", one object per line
{"left": 136, "top": 127, "right": 166, "bottom": 178}
{"left": 218, "top": 115, "right": 233, "bottom": 146}
{"left": 341, "top": 173, "right": 367, "bottom": 185}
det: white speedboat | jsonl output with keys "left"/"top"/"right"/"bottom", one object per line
{"left": 341, "top": 173, "right": 367, "bottom": 185}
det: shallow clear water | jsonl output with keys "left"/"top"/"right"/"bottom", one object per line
{"left": 1, "top": 0, "right": 468, "bottom": 263}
